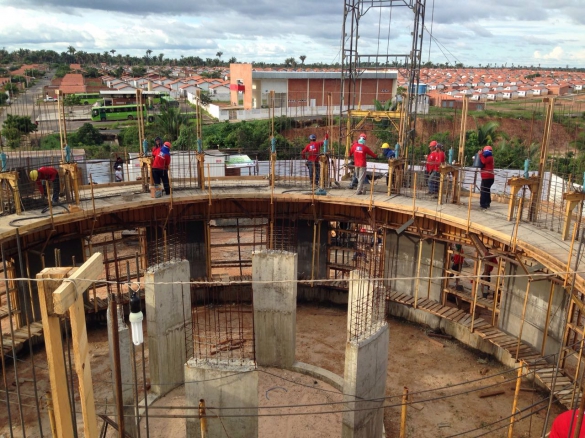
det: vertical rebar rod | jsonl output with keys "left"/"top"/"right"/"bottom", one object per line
{"left": 508, "top": 363, "right": 523, "bottom": 438}
{"left": 0, "top": 256, "right": 14, "bottom": 438}
{"left": 141, "top": 341, "right": 150, "bottom": 438}
{"left": 127, "top": 261, "right": 141, "bottom": 438}
{"left": 64, "top": 315, "right": 78, "bottom": 438}
{"left": 15, "top": 230, "right": 44, "bottom": 436}
{"left": 1, "top": 243, "right": 26, "bottom": 438}
{"left": 109, "top": 295, "right": 125, "bottom": 438}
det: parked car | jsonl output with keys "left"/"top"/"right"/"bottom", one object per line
{"left": 43, "top": 96, "right": 56, "bottom": 102}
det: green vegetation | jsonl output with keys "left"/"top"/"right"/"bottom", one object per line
{"left": 2, "top": 114, "right": 37, "bottom": 148}
{"left": 54, "top": 64, "right": 71, "bottom": 78}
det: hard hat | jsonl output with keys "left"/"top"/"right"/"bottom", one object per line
{"left": 29, "top": 170, "right": 38, "bottom": 181}
{"left": 483, "top": 145, "right": 492, "bottom": 151}
{"left": 359, "top": 133, "right": 367, "bottom": 140}
{"left": 164, "top": 141, "right": 172, "bottom": 148}
{"left": 309, "top": 134, "right": 317, "bottom": 141}
{"left": 381, "top": 143, "right": 390, "bottom": 149}
{"left": 429, "top": 140, "right": 437, "bottom": 148}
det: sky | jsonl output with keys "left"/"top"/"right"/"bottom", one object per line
{"left": 0, "top": 0, "right": 584, "bottom": 68}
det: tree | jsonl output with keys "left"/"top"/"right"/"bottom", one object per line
{"left": 284, "top": 57, "right": 297, "bottom": 68}
{"left": 73, "top": 123, "right": 103, "bottom": 146}
{"left": 4, "top": 83, "right": 19, "bottom": 94}
{"left": 2, "top": 114, "right": 37, "bottom": 148}
{"left": 299, "top": 55, "right": 306, "bottom": 65}
{"left": 158, "top": 53, "right": 164, "bottom": 64}
{"left": 199, "top": 90, "right": 212, "bottom": 106}
{"left": 63, "top": 94, "right": 81, "bottom": 106}
{"left": 113, "top": 66, "right": 124, "bottom": 78}
{"left": 131, "top": 66, "right": 147, "bottom": 77}
{"left": 145, "top": 49, "right": 152, "bottom": 64}
{"left": 83, "top": 67, "right": 100, "bottom": 78}
{"left": 67, "top": 45, "right": 76, "bottom": 62}
{"left": 216, "top": 51, "right": 223, "bottom": 59}
{"left": 155, "top": 106, "right": 189, "bottom": 141}
{"left": 228, "top": 57, "right": 237, "bottom": 64}
{"left": 110, "top": 49, "right": 116, "bottom": 64}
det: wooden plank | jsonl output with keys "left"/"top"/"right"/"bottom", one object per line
{"left": 52, "top": 253, "right": 104, "bottom": 315}
{"left": 69, "top": 286, "right": 99, "bottom": 438}
{"left": 37, "top": 268, "right": 75, "bottom": 438}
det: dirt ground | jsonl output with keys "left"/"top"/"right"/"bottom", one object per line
{"left": 1, "top": 304, "right": 564, "bottom": 437}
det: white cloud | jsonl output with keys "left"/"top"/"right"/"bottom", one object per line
{"left": 534, "top": 47, "right": 564, "bottom": 60}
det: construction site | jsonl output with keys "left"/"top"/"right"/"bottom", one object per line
{"left": 2, "top": 1, "right": 585, "bottom": 438}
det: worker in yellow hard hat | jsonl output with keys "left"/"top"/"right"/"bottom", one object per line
{"left": 381, "top": 143, "right": 395, "bottom": 159}
{"left": 29, "top": 167, "right": 60, "bottom": 203}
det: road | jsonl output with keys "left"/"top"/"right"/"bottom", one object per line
{"left": 0, "top": 75, "right": 52, "bottom": 128}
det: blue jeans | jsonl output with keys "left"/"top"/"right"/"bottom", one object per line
{"left": 428, "top": 171, "right": 439, "bottom": 194}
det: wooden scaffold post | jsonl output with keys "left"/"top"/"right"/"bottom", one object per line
{"left": 36, "top": 253, "right": 103, "bottom": 438}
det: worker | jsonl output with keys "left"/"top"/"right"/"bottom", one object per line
{"left": 479, "top": 145, "right": 495, "bottom": 210}
{"left": 426, "top": 141, "right": 441, "bottom": 195}
{"left": 29, "top": 167, "right": 60, "bottom": 204}
{"left": 481, "top": 251, "right": 497, "bottom": 298}
{"left": 115, "top": 166, "right": 123, "bottom": 182}
{"left": 301, "top": 133, "right": 328, "bottom": 186}
{"left": 349, "top": 133, "right": 377, "bottom": 195}
{"left": 450, "top": 244, "right": 464, "bottom": 290}
{"left": 381, "top": 143, "right": 395, "bottom": 159}
{"left": 152, "top": 141, "right": 171, "bottom": 195}
{"left": 550, "top": 409, "right": 585, "bottom": 438}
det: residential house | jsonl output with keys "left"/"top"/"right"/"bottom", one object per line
{"left": 502, "top": 90, "right": 518, "bottom": 99}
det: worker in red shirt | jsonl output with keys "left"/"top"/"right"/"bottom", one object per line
{"left": 301, "top": 133, "right": 327, "bottom": 186}
{"left": 479, "top": 145, "right": 494, "bottom": 209}
{"left": 152, "top": 141, "right": 171, "bottom": 195}
{"left": 349, "top": 133, "right": 377, "bottom": 195}
{"left": 29, "top": 167, "right": 60, "bottom": 203}
{"left": 449, "top": 244, "right": 464, "bottom": 290}
{"left": 550, "top": 409, "right": 585, "bottom": 438}
{"left": 481, "top": 251, "right": 497, "bottom": 298}
{"left": 426, "top": 141, "right": 442, "bottom": 195}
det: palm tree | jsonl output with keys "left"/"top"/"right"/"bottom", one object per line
{"left": 110, "top": 49, "right": 116, "bottom": 65}
{"left": 146, "top": 49, "right": 152, "bottom": 64}
{"left": 474, "top": 120, "right": 500, "bottom": 146}
{"left": 299, "top": 55, "right": 306, "bottom": 65}
{"left": 216, "top": 51, "right": 223, "bottom": 59}
{"left": 228, "top": 57, "right": 237, "bottom": 64}
{"left": 67, "top": 45, "right": 76, "bottom": 62}
{"left": 158, "top": 53, "right": 164, "bottom": 65}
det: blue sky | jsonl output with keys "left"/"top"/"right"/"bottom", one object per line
{"left": 1, "top": 0, "right": 584, "bottom": 67}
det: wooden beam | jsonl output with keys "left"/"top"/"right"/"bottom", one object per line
{"left": 51, "top": 252, "right": 103, "bottom": 315}
{"left": 68, "top": 269, "right": 98, "bottom": 438}
{"left": 469, "top": 233, "right": 488, "bottom": 256}
{"left": 37, "top": 267, "right": 75, "bottom": 438}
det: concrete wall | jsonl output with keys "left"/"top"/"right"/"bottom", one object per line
{"left": 145, "top": 259, "right": 191, "bottom": 396}
{"left": 499, "top": 264, "right": 568, "bottom": 356}
{"left": 185, "top": 220, "right": 207, "bottom": 279}
{"left": 385, "top": 232, "right": 446, "bottom": 302}
{"left": 296, "top": 221, "right": 327, "bottom": 281}
{"left": 342, "top": 325, "right": 389, "bottom": 438}
{"left": 185, "top": 360, "right": 258, "bottom": 438}
{"left": 252, "top": 250, "right": 297, "bottom": 368}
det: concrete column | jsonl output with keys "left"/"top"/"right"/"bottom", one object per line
{"left": 107, "top": 308, "right": 138, "bottom": 437}
{"left": 343, "top": 272, "right": 389, "bottom": 438}
{"left": 145, "top": 259, "right": 191, "bottom": 396}
{"left": 185, "top": 360, "right": 258, "bottom": 438}
{"left": 252, "top": 250, "right": 297, "bottom": 368}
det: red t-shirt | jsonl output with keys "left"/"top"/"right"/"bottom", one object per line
{"left": 36, "top": 167, "right": 59, "bottom": 195}
{"left": 479, "top": 154, "right": 494, "bottom": 179}
{"left": 301, "top": 141, "right": 324, "bottom": 162}
{"left": 550, "top": 410, "right": 585, "bottom": 438}
{"left": 426, "top": 151, "right": 436, "bottom": 172}
{"left": 349, "top": 142, "right": 376, "bottom": 167}
{"left": 152, "top": 146, "right": 171, "bottom": 170}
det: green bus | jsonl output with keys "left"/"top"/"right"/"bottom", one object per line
{"left": 91, "top": 104, "right": 154, "bottom": 122}
{"left": 74, "top": 93, "right": 103, "bottom": 105}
